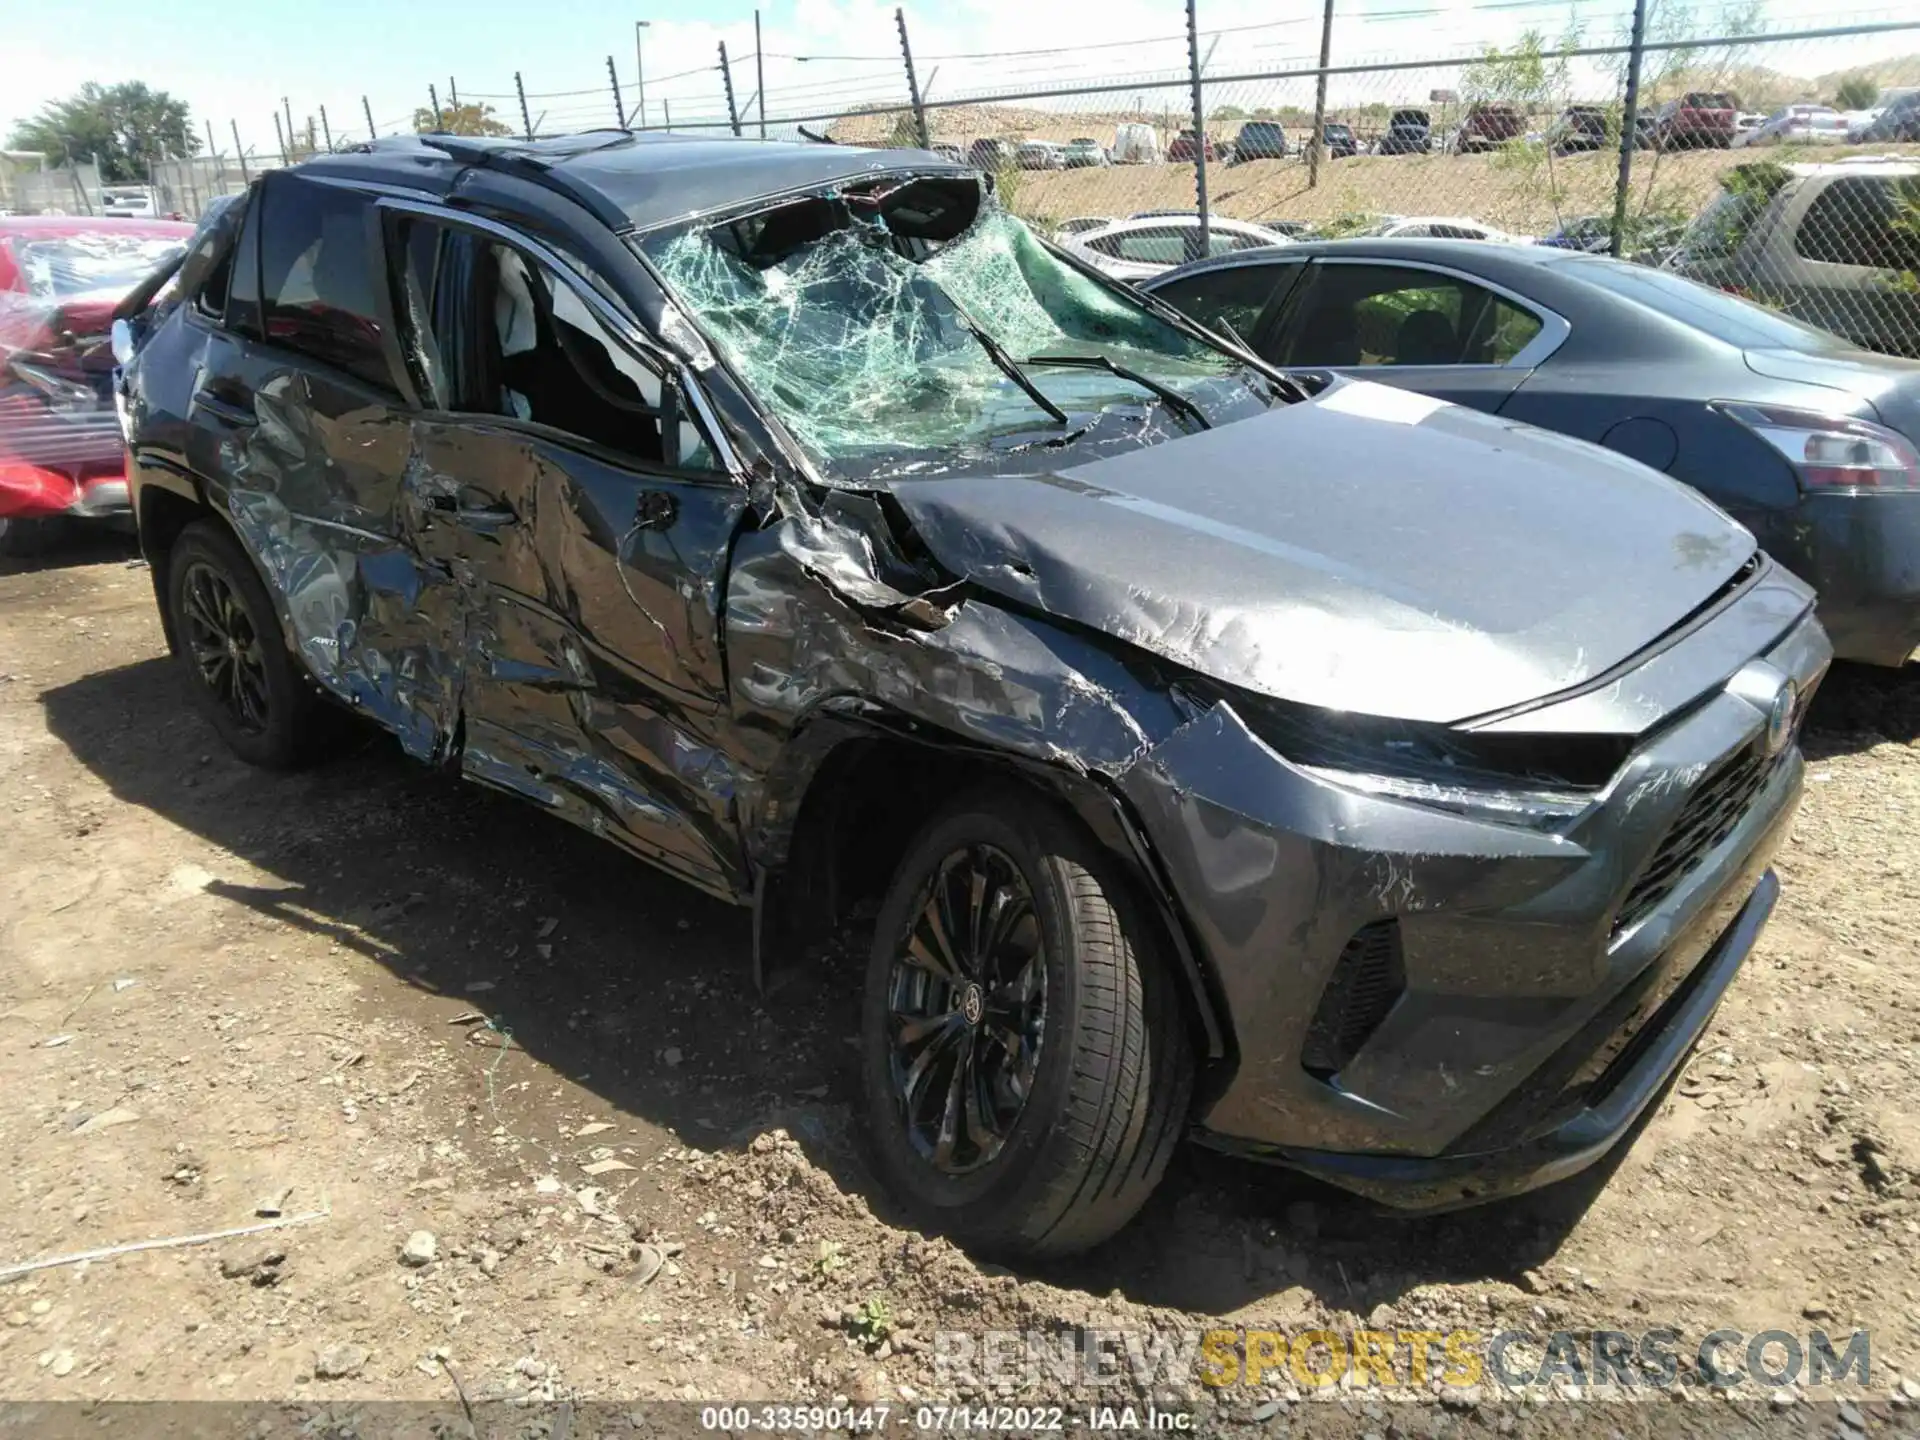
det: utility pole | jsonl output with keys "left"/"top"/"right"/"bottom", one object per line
{"left": 634, "top": 20, "right": 651, "bottom": 128}
{"left": 1611, "top": 0, "right": 1650, "bottom": 257}
{"left": 232, "top": 120, "right": 251, "bottom": 182}
{"left": 428, "top": 83, "right": 443, "bottom": 131}
{"left": 364, "top": 95, "right": 377, "bottom": 141}
{"left": 1309, "top": 0, "right": 1335, "bottom": 188}
{"left": 282, "top": 96, "right": 295, "bottom": 154}
{"left": 515, "top": 73, "right": 533, "bottom": 139}
{"left": 607, "top": 55, "right": 625, "bottom": 126}
{"left": 755, "top": 11, "right": 768, "bottom": 139}
{"left": 449, "top": 77, "right": 460, "bottom": 108}
{"left": 320, "top": 106, "right": 333, "bottom": 152}
{"left": 205, "top": 119, "right": 219, "bottom": 184}
{"left": 896, "top": 8, "right": 930, "bottom": 149}
{"left": 719, "top": 42, "right": 742, "bottom": 137}
{"left": 664, "top": 99, "right": 672, "bottom": 130}
{"left": 1185, "top": 0, "right": 1209, "bottom": 248}
{"left": 273, "top": 111, "right": 290, "bottom": 166}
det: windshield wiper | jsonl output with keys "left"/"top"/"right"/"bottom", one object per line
{"left": 1023, "top": 354, "right": 1212, "bottom": 430}
{"left": 945, "top": 305, "right": 1070, "bottom": 426}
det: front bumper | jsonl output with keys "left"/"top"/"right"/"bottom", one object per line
{"left": 1118, "top": 584, "right": 1830, "bottom": 1204}
{"left": 1204, "top": 867, "right": 1778, "bottom": 1211}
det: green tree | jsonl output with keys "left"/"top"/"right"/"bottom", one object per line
{"left": 6, "top": 81, "right": 198, "bottom": 182}
{"left": 413, "top": 101, "right": 514, "bottom": 137}
{"left": 1833, "top": 75, "right": 1879, "bottom": 110}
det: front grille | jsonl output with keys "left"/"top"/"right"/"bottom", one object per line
{"left": 1613, "top": 743, "right": 1781, "bottom": 936}
{"left": 1301, "top": 920, "right": 1405, "bottom": 1079}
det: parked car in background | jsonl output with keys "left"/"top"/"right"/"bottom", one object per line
{"left": 1539, "top": 213, "right": 1687, "bottom": 263}
{"left": 1736, "top": 111, "right": 1768, "bottom": 139}
{"left": 1230, "top": 120, "right": 1289, "bottom": 162}
{"left": 1859, "top": 89, "right": 1920, "bottom": 142}
{"left": 1367, "top": 215, "right": 1518, "bottom": 242}
{"left": 1667, "top": 157, "right": 1920, "bottom": 358}
{"left": 1063, "top": 138, "right": 1109, "bottom": 168}
{"left": 100, "top": 186, "right": 159, "bottom": 219}
{"left": 1166, "top": 129, "right": 1217, "bottom": 163}
{"left": 0, "top": 214, "right": 191, "bottom": 554}
{"left": 1015, "top": 140, "right": 1064, "bottom": 171}
{"left": 118, "top": 134, "right": 1832, "bottom": 1256}
{"left": 1053, "top": 215, "right": 1114, "bottom": 240}
{"left": 1552, "top": 105, "right": 1611, "bottom": 154}
{"left": 1634, "top": 114, "right": 1661, "bottom": 149}
{"left": 1318, "top": 122, "right": 1358, "bottom": 159}
{"left": 929, "top": 143, "right": 965, "bottom": 164}
{"left": 1656, "top": 91, "right": 1738, "bottom": 149}
{"left": 1111, "top": 121, "right": 1163, "bottom": 164}
{"left": 1452, "top": 102, "right": 1525, "bottom": 153}
{"left": 1733, "top": 105, "right": 1849, "bottom": 148}
{"left": 1378, "top": 108, "right": 1432, "bottom": 154}
{"left": 1059, "top": 214, "right": 1292, "bottom": 281}
{"left": 966, "top": 138, "right": 1015, "bottom": 170}
{"left": 1145, "top": 236, "right": 1920, "bottom": 665}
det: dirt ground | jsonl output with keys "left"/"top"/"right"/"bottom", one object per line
{"left": 2, "top": 536, "right": 1919, "bottom": 1432}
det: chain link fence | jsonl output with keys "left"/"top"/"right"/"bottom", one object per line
{"left": 7, "top": 2, "right": 1916, "bottom": 350}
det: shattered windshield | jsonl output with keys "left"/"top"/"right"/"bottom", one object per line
{"left": 639, "top": 190, "right": 1263, "bottom": 477}
{"left": 13, "top": 234, "right": 188, "bottom": 300}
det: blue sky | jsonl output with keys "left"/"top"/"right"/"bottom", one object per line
{"left": 1, "top": 0, "right": 1904, "bottom": 160}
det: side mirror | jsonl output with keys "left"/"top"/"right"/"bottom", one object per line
{"left": 110, "top": 317, "right": 135, "bottom": 366}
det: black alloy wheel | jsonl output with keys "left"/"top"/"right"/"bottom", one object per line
{"left": 886, "top": 843, "right": 1049, "bottom": 1176}
{"left": 164, "top": 519, "right": 345, "bottom": 770}
{"left": 177, "top": 558, "right": 271, "bottom": 735}
{"left": 860, "top": 789, "right": 1194, "bottom": 1259}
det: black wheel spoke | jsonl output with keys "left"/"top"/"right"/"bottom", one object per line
{"left": 177, "top": 561, "right": 271, "bottom": 737}
{"left": 886, "top": 842, "right": 1047, "bottom": 1177}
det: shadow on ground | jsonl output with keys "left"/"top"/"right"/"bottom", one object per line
{"left": 1802, "top": 660, "right": 1920, "bottom": 757}
{"left": 42, "top": 653, "right": 1729, "bottom": 1318}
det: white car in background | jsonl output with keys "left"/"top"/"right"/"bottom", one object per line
{"left": 1052, "top": 216, "right": 1115, "bottom": 241}
{"left": 1366, "top": 215, "right": 1522, "bottom": 242}
{"left": 1058, "top": 215, "right": 1293, "bottom": 281}
{"left": 1733, "top": 104, "right": 1850, "bottom": 147}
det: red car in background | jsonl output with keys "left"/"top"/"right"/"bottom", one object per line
{"left": 0, "top": 216, "right": 192, "bottom": 554}
{"left": 1166, "top": 129, "right": 1217, "bottom": 163}
{"left": 1655, "top": 91, "right": 1739, "bottom": 149}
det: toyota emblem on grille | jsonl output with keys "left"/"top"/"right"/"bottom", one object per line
{"left": 1763, "top": 682, "right": 1798, "bottom": 756}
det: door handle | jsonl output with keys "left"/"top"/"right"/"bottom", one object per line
{"left": 426, "top": 491, "right": 517, "bottom": 532}
{"left": 191, "top": 389, "right": 257, "bottom": 428}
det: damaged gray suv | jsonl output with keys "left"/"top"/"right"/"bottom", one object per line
{"left": 115, "top": 132, "right": 1829, "bottom": 1258}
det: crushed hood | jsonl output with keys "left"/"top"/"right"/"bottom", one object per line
{"left": 879, "top": 381, "right": 1756, "bottom": 725}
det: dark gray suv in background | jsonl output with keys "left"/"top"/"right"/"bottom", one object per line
{"left": 115, "top": 132, "right": 1827, "bottom": 1256}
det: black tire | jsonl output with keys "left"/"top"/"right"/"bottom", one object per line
{"left": 860, "top": 788, "right": 1194, "bottom": 1259}
{"left": 164, "top": 519, "right": 343, "bottom": 770}
{"left": 0, "top": 515, "right": 65, "bottom": 558}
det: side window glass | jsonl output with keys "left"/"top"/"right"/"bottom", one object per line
{"left": 1281, "top": 265, "right": 1543, "bottom": 367}
{"left": 257, "top": 177, "right": 394, "bottom": 391}
{"left": 1152, "top": 265, "right": 1290, "bottom": 347}
{"left": 1793, "top": 179, "right": 1912, "bottom": 269}
{"left": 1113, "top": 228, "right": 1192, "bottom": 265}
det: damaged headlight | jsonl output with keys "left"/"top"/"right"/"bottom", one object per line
{"left": 1290, "top": 765, "right": 1594, "bottom": 832}
{"left": 1198, "top": 686, "right": 1624, "bottom": 833}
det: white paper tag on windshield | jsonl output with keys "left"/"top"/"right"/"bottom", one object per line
{"left": 1315, "top": 379, "right": 1449, "bottom": 426}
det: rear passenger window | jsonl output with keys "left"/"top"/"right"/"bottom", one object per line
{"left": 1793, "top": 178, "right": 1920, "bottom": 270}
{"left": 257, "top": 176, "right": 394, "bottom": 391}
